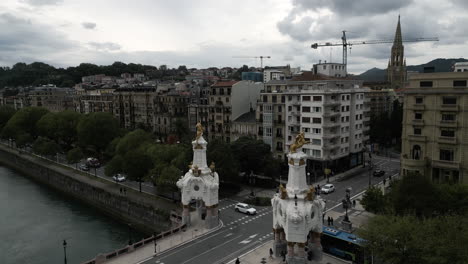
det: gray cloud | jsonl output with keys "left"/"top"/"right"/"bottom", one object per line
{"left": 87, "top": 42, "right": 122, "bottom": 51}
{"left": 292, "top": 0, "right": 413, "bottom": 16}
{"left": 21, "top": 0, "right": 63, "bottom": 6}
{"left": 81, "top": 22, "right": 96, "bottom": 30}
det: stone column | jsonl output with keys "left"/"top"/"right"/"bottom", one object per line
{"left": 273, "top": 228, "right": 284, "bottom": 257}
{"left": 287, "top": 242, "right": 295, "bottom": 257}
{"left": 182, "top": 204, "right": 190, "bottom": 226}
{"left": 297, "top": 243, "right": 306, "bottom": 258}
{"left": 308, "top": 231, "right": 323, "bottom": 263}
{"left": 205, "top": 205, "right": 218, "bottom": 229}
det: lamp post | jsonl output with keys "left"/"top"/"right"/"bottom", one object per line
{"left": 127, "top": 223, "right": 132, "bottom": 245}
{"left": 153, "top": 232, "right": 157, "bottom": 254}
{"left": 307, "top": 172, "right": 310, "bottom": 185}
{"left": 63, "top": 240, "right": 67, "bottom": 264}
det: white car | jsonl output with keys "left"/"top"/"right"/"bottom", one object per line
{"left": 234, "top": 203, "right": 257, "bottom": 215}
{"left": 112, "top": 174, "right": 126, "bottom": 182}
{"left": 321, "top": 184, "right": 335, "bottom": 194}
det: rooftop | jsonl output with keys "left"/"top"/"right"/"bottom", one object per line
{"left": 211, "top": 80, "right": 238, "bottom": 87}
{"left": 291, "top": 72, "right": 356, "bottom": 82}
{"left": 233, "top": 110, "right": 256, "bottom": 123}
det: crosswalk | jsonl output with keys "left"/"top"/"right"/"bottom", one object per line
{"left": 224, "top": 208, "right": 272, "bottom": 230}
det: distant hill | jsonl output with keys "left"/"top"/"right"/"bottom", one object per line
{"left": 357, "top": 58, "right": 468, "bottom": 82}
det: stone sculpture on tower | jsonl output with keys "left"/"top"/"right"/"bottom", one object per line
{"left": 176, "top": 122, "right": 219, "bottom": 229}
{"left": 271, "top": 132, "right": 325, "bottom": 264}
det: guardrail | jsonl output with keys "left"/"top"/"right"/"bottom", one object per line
{"left": 81, "top": 222, "right": 187, "bottom": 264}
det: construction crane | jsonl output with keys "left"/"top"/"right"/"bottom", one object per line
{"left": 232, "top": 56, "right": 271, "bottom": 68}
{"left": 311, "top": 31, "right": 439, "bottom": 66}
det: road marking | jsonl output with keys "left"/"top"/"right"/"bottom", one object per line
{"left": 179, "top": 234, "right": 243, "bottom": 264}
{"left": 224, "top": 233, "right": 233, "bottom": 237}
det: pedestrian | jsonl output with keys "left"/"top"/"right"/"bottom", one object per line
{"left": 383, "top": 178, "right": 386, "bottom": 186}
{"left": 281, "top": 250, "right": 286, "bottom": 262}
{"left": 331, "top": 217, "right": 334, "bottom": 226}
{"left": 353, "top": 200, "right": 356, "bottom": 208}
{"left": 322, "top": 213, "right": 325, "bottom": 224}
{"left": 124, "top": 188, "right": 127, "bottom": 195}
{"left": 389, "top": 174, "right": 392, "bottom": 181}
{"left": 235, "top": 257, "right": 240, "bottom": 264}
{"left": 327, "top": 216, "right": 331, "bottom": 226}
{"left": 269, "top": 248, "right": 274, "bottom": 259}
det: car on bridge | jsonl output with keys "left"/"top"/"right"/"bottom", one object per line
{"left": 79, "top": 164, "right": 90, "bottom": 171}
{"left": 373, "top": 169, "right": 385, "bottom": 177}
{"left": 86, "top": 157, "right": 100, "bottom": 168}
{"left": 321, "top": 184, "right": 335, "bottom": 194}
{"left": 234, "top": 203, "right": 257, "bottom": 215}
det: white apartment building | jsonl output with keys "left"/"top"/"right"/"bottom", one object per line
{"left": 312, "top": 61, "right": 347, "bottom": 77}
{"left": 284, "top": 75, "right": 369, "bottom": 178}
{"left": 264, "top": 69, "right": 286, "bottom": 83}
{"left": 453, "top": 62, "right": 468, "bottom": 72}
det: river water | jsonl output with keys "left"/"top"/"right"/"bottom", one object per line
{"left": 0, "top": 166, "right": 145, "bottom": 264}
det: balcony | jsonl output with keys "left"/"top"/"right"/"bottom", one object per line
{"left": 324, "top": 100, "right": 340, "bottom": 106}
{"left": 411, "top": 104, "right": 425, "bottom": 111}
{"left": 323, "top": 133, "right": 340, "bottom": 139}
{"left": 432, "top": 160, "right": 460, "bottom": 170}
{"left": 323, "top": 111, "right": 340, "bottom": 118}
{"left": 323, "top": 122, "right": 340, "bottom": 128}
{"left": 407, "top": 135, "right": 427, "bottom": 142}
{"left": 438, "top": 136, "right": 457, "bottom": 144}
{"left": 411, "top": 119, "right": 424, "bottom": 125}
{"left": 440, "top": 104, "right": 459, "bottom": 111}
{"left": 402, "top": 158, "right": 425, "bottom": 168}
{"left": 439, "top": 120, "right": 457, "bottom": 128}
{"left": 323, "top": 144, "right": 340, "bottom": 151}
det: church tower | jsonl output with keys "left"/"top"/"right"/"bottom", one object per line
{"left": 387, "top": 16, "right": 407, "bottom": 89}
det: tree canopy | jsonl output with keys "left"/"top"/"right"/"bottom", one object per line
{"left": 1, "top": 107, "right": 49, "bottom": 142}
{"left": 77, "top": 112, "right": 119, "bottom": 155}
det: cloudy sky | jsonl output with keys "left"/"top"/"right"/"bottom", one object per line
{"left": 0, "top": 0, "right": 466, "bottom": 74}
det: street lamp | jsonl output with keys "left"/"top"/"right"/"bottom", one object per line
{"left": 63, "top": 240, "right": 67, "bottom": 264}
{"left": 307, "top": 172, "right": 310, "bottom": 185}
{"left": 127, "top": 223, "right": 132, "bottom": 245}
{"left": 153, "top": 232, "right": 157, "bottom": 254}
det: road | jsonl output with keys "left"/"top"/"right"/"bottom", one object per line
{"left": 148, "top": 198, "right": 273, "bottom": 264}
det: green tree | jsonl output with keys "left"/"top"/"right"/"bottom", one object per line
{"left": 105, "top": 155, "right": 124, "bottom": 177}
{"left": 173, "top": 118, "right": 189, "bottom": 142}
{"left": 55, "top": 110, "right": 82, "bottom": 148}
{"left": 123, "top": 150, "right": 153, "bottom": 192}
{"left": 0, "top": 105, "right": 15, "bottom": 130}
{"left": 115, "top": 129, "right": 152, "bottom": 156}
{"left": 33, "top": 137, "right": 59, "bottom": 156}
{"left": 360, "top": 185, "right": 388, "bottom": 214}
{"left": 155, "top": 165, "right": 181, "bottom": 195}
{"left": 231, "top": 137, "right": 271, "bottom": 174}
{"left": 207, "top": 139, "right": 238, "bottom": 182}
{"left": 37, "top": 112, "right": 60, "bottom": 142}
{"left": 359, "top": 214, "right": 468, "bottom": 264}
{"left": 66, "top": 147, "right": 84, "bottom": 169}
{"left": 77, "top": 112, "right": 119, "bottom": 156}
{"left": 1, "top": 107, "right": 49, "bottom": 141}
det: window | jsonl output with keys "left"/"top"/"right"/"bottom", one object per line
{"left": 288, "top": 106, "right": 292, "bottom": 111}
{"left": 302, "top": 96, "right": 311, "bottom": 101}
{"left": 281, "top": 96, "right": 285, "bottom": 103}
{"left": 415, "top": 97, "right": 423, "bottom": 104}
{"left": 313, "top": 96, "right": 322, "bottom": 102}
{"left": 414, "top": 128, "right": 421, "bottom": 135}
{"left": 441, "top": 129, "right": 455, "bottom": 137}
{"left": 312, "top": 149, "right": 321, "bottom": 157}
{"left": 302, "top": 117, "right": 311, "bottom": 123}
{"left": 303, "top": 127, "right": 310, "bottom": 133}
{"left": 278, "top": 106, "right": 282, "bottom": 112}
{"left": 302, "top": 106, "right": 311, "bottom": 112}
{"left": 442, "top": 113, "right": 455, "bottom": 121}
{"left": 414, "top": 112, "right": 422, "bottom": 120}
{"left": 272, "top": 95, "right": 277, "bottom": 103}
{"left": 313, "top": 107, "right": 321, "bottom": 112}
{"left": 442, "top": 97, "right": 457, "bottom": 105}
{"left": 266, "top": 127, "right": 272, "bottom": 137}
{"left": 212, "top": 88, "right": 217, "bottom": 95}
{"left": 453, "top": 80, "right": 467, "bottom": 87}
{"left": 312, "top": 139, "right": 321, "bottom": 145}
{"left": 440, "top": 149, "right": 454, "bottom": 161}
{"left": 312, "top": 128, "right": 321, "bottom": 134}
{"left": 312, "top": 118, "right": 321, "bottom": 124}
{"left": 420, "top": 81, "right": 433, "bottom": 87}
{"left": 226, "top": 97, "right": 229, "bottom": 103}
{"left": 346, "top": 95, "right": 350, "bottom": 100}
{"left": 263, "top": 95, "right": 267, "bottom": 102}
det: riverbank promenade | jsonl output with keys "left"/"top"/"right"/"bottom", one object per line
{"left": 101, "top": 211, "right": 222, "bottom": 264}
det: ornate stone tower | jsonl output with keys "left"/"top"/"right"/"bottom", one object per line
{"left": 387, "top": 15, "right": 407, "bottom": 90}
{"left": 176, "top": 123, "right": 219, "bottom": 229}
{"left": 271, "top": 132, "right": 325, "bottom": 264}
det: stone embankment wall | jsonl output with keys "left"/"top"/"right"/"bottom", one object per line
{"left": 0, "top": 145, "right": 176, "bottom": 234}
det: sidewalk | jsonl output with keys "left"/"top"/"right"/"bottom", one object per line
{"left": 226, "top": 240, "right": 351, "bottom": 264}
{"left": 103, "top": 211, "right": 222, "bottom": 264}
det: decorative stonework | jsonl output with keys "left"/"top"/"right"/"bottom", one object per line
{"left": 176, "top": 123, "right": 219, "bottom": 229}
{"left": 271, "top": 143, "right": 325, "bottom": 263}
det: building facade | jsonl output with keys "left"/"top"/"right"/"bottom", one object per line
{"left": 113, "top": 87, "right": 156, "bottom": 130}
{"left": 401, "top": 71, "right": 468, "bottom": 184}
{"left": 283, "top": 73, "right": 370, "bottom": 178}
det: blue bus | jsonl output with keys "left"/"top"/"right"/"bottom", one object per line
{"left": 321, "top": 226, "right": 370, "bottom": 263}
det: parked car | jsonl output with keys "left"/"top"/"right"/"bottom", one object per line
{"left": 112, "top": 174, "right": 126, "bottom": 182}
{"left": 321, "top": 184, "right": 335, "bottom": 194}
{"left": 373, "top": 169, "right": 385, "bottom": 177}
{"left": 79, "top": 164, "right": 90, "bottom": 171}
{"left": 235, "top": 203, "right": 257, "bottom": 215}
{"left": 86, "top": 157, "right": 100, "bottom": 168}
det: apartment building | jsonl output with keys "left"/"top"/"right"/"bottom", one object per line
{"left": 401, "top": 71, "right": 468, "bottom": 184}
{"left": 284, "top": 72, "right": 369, "bottom": 176}
{"left": 207, "top": 80, "right": 263, "bottom": 143}
{"left": 153, "top": 89, "right": 190, "bottom": 137}
{"left": 256, "top": 80, "right": 288, "bottom": 159}
{"left": 75, "top": 93, "right": 114, "bottom": 114}
{"left": 26, "top": 87, "right": 75, "bottom": 112}
{"left": 365, "top": 89, "right": 397, "bottom": 117}
{"left": 113, "top": 87, "right": 156, "bottom": 130}
{"left": 188, "top": 85, "right": 211, "bottom": 136}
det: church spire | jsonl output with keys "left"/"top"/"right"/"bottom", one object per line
{"left": 393, "top": 15, "right": 402, "bottom": 46}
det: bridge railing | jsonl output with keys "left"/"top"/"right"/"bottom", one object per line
{"left": 81, "top": 222, "right": 187, "bottom": 264}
